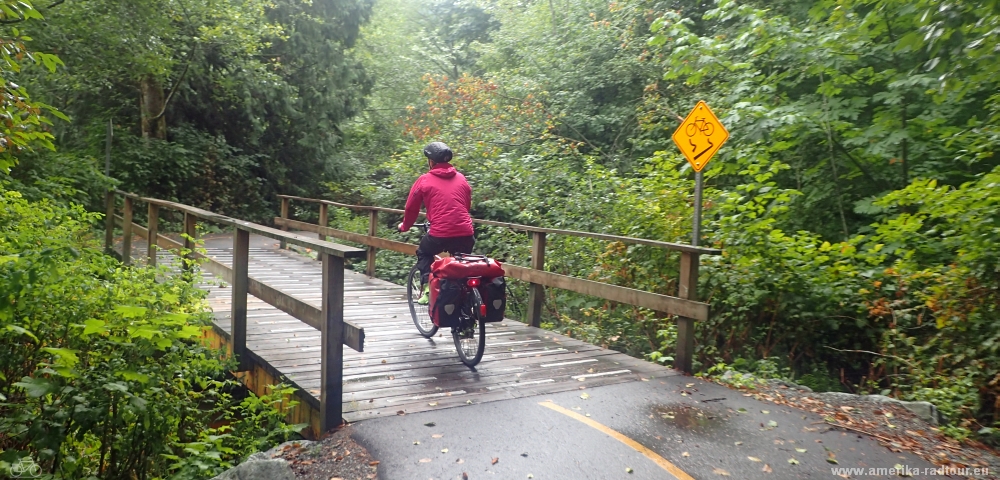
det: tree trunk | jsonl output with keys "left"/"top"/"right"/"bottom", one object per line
{"left": 140, "top": 74, "right": 167, "bottom": 140}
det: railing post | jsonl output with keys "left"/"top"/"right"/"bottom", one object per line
{"left": 122, "top": 196, "right": 134, "bottom": 266}
{"left": 676, "top": 252, "right": 700, "bottom": 374}
{"left": 366, "top": 209, "right": 378, "bottom": 277}
{"left": 279, "top": 197, "right": 289, "bottom": 250}
{"left": 104, "top": 191, "right": 115, "bottom": 255}
{"left": 320, "top": 252, "right": 345, "bottom": 432}
{"left": 147, "top": 203, "right": 159, "bottom": 266}
{"left": 183, "top": 212, "right": 197, "bottom": 274}
{"left": 232, "top": 228, "right": 251, "bottom": 372}
{"left": 318, "top": 202, "right": 328, "bottom": 241}
{"left": 526, "top": 231, "right": 546, "bottom": 327}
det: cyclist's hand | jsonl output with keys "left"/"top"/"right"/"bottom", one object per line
{"left": 398, "top": 222, "right": 406, "bottom": 232}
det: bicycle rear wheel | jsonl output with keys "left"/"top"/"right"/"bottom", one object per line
{"left": 453, "top": 289, "right": 486, "bottom": 367}
{"left": 407, "top": 265, "right": 438, "bottom": 338}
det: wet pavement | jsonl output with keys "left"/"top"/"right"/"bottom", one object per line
{"left": 351, "top": 375, "right": 945, "bottom": 479}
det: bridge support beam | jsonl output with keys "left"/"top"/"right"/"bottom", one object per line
{"left": 318, "top": 203, "right": 328, "bottom": 242}
{"left": 279, "top": 197, "right": 290, "bottom": 250}
{"left": 320, "top": 253, "right": 346, "bottom": 432}
{"left": 366, "top": 210, "right": 378, "bottom": 277}
{"left": 122, "top": 197, "right": 134, "bottom": 266}
{"left": 232, "top": 228, "right": 251, "bottom": 372}
{"left": 104, "top": 191, "right": 115, "bottom": 255}
{"left": 676, "top": 252, "right": 700, "bottom": 374}
{"left": 526, "top": 231, "right": 546, "bottom": 327}
{"left": 147, "top": 203, "right": 159, "bottom": 266}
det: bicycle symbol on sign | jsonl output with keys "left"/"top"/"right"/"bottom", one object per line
{"left": 685, "top": 116, "right": 716, "bottom": 161}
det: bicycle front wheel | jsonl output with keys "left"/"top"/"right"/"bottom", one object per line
{"left": 407, "top": 265, "right": 438, "bottom": 338}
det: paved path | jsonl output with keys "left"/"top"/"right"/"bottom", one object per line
{"left": 124, "top": 233, "right": 945, "bottom": 479}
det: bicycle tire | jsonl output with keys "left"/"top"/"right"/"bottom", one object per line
{"left": 685, "top": 122, "right": 697, "bottom": 137}
{"left": 453, "top": 288, "right": 486, "bottom": 367}
{"left": 407, "top": 265, "right": 438, "bottom": 338}
{"left": 703, "top": 122, "right": 714, "bottom": 136}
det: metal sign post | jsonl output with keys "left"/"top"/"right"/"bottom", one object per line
{"left": 692, "top": 171, "right": 703, "bottom": 247}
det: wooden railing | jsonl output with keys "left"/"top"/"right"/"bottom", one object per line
{"left": 104, "top": 190, "right": 366, "bottom": 432}
{"left": 275, "top": 194, "right": 721, "bottom": 373}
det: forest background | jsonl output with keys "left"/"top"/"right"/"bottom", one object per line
{"left": 1, "top": 0, "right": 998, "bottom": 474}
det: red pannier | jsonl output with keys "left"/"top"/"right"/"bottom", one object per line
{"left": 428, "top": 254, "right": 507, "bottom": 326}
{"left": 430, "top": 255, "right": 505, "bottom": 279}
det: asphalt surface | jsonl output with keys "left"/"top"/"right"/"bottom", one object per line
{"left": 351, "top": 375, "right": 944, "bottom": 480}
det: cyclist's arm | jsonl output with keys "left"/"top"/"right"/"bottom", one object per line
{"left": 400, "top": 178, "right": 424, "bottom": 231}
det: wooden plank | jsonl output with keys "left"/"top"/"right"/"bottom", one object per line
{"left": 526, "top": 231, "right": 546, "bottom": 327}
{"left": 233, "top": 228, "right": 250, "bottom": 371}
{"left": 280, "top": 197, "right": 289, "bottom": 249}
{"left": 122, "top": 196, "right": 134, "bottom": 266}
{"left": 279, "top": 217, "right": 708, "bottom": 320}
{"left": 104, "top": 191, "right": 115, "bottom": 254}
{"left": 675, "top": 252, "right": 699, "bottom": 374}
{"left": 147, "top": 203, "right": 159, "bottom": 266}
{"left": 318, "top": 203, "right": 328, "bottom": 242}
{"left": 503, "top": 264, "right": 709, "bottom": 321}
{"left": 366, "top": 210, "right": 378, "bottom": 277}
{"left": 320, "top": 253, "right": 346, "bottom": 432}
{"left": 114, "top": 191, "right": 365, "bottom": 259}
{"left": 275, "top": 194, "right": 721, "bottom": 255}
{"left": 275, "top": 217, "right": 416, "bottom": 255}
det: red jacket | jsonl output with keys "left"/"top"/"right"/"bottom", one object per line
{"left": 401, "top": 163, "right": 474, "bottom": 238}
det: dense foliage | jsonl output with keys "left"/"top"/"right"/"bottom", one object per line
{"left": 2, "top": 0, "right": 998, "bottom": 452}
{"left": 1, "top": 5, "right": 302, "bottom": 478}
{"left": 327, "top": 0, "right": 1000, "bottom": 442}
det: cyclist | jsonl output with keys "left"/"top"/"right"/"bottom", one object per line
{"left": 398, "top": 141, "right": 475, "bottom": 304}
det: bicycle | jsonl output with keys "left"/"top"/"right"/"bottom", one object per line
{"left": 404, "top": 223, "right": 487, "bottom": 367}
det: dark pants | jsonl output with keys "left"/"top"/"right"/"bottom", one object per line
{"left": 417, "top": 234, "right": 475, "bottom": 282}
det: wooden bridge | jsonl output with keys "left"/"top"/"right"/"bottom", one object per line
{"left": 106, "top": 191, "right": 719, "bottom": 438}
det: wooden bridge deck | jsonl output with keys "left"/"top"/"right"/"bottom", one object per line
{"left": 180, "top": 235, "right": 675, "bottom": 423}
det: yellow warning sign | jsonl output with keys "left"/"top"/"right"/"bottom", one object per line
{"left": 671, "top": 101, "right": 729, "bottom": 172}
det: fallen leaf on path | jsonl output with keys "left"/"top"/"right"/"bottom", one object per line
{"left": 521, "top": 453, "right": 529, "bottom": 457}
{"left": 527, "top": 474, "right": 533, "bottom": 479}
{"left": 712, "top": 467, "right": 730, "bottom": 476}
{"left": 381, "top": 360, "right": 386, "bottom": 364}
{"left": 580, "top": 393, "right": 590, "bottom": 399}
{"left": 762, "top": 464, "right": 772, "bottom": 473}
{"left": 761, "top": 410, "right": 770, "bottom": 414}
{"left": 795, "top": 448, "right": 807, "bottom": 453}
{"left": 840, "top": 406, "right": 854, "bottom": 412}
{"left": 441, "top": 448, "right": 448, "bottom": 453}
{"left": 424, "top": 422, "right": 436, "bottom": 427}
{"left": 826, "top": 457, "right": 839, "bottom": 464}
{"left": 456, "top": 459, "right": 464, "bottom": 464}
{"left": 788, "top": 458, "right": 800, "bottom": 465}
{"left": 368, "top": 461, "right": 379, "bottom": 466}
{"left": 432, "top": 434, "right": 443, "bottom": 438}
{"left": 463, "top": 473, "right": 469, "bottom": 480}
{"left": 626, "top": 467, "right": 633, "bottom": 473}
{"left": 413, "top": 441, "right": 420, "bottom": 445}
{"left": 768, "top": 420, "right": 778, "bottom": 427}
{"left": 748, "top": 456, "right": 762, "bottom": 462}
{"left": 419, "top": 458, "right": 431, "bottom": 463}
{"left": 396, "top": 411, "right": 405, "bottom": 416}
{"left": 491, "top": 457, "right": 498, "bottom": 465}
{"left": 682, "top": 452, "right": 690, "bottom": 457}
{"left": 428, "top": 402, "right": 438, "bottom": 406}
{"left": 686, "top": 383, "right": 695, "bottom": 388}
{"left": 734, "top": 441, "right": 743, "bottom": 446}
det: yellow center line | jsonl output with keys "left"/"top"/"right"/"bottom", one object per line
{"left": 538, "top": 400, "right": 694, "bottom": 480}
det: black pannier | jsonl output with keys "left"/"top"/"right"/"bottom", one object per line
{"left": 479, "top": 276, "right": 506, "bottom": 322}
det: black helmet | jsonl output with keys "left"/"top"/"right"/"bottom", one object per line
{"left": 423, "top": 142, "right": 453, "bottom": 163}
